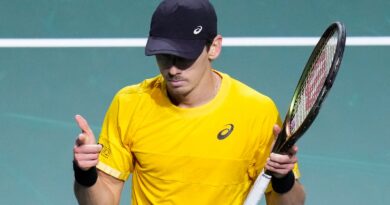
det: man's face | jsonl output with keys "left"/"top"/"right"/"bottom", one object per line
{"left": 156, "top": 47, "right": 211, "bottom": 97}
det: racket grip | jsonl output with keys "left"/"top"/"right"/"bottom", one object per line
{"left": 244, "top": 170, "right": 272, "bottom": 205}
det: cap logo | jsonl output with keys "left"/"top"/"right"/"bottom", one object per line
{"left": 193, "top": 26, "right": 203, "bottom": 35}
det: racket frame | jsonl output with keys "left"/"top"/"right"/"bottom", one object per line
{"left": 273, "top": 22, "right": 346, "bottom": 153}
{"left": 244, "top": 22, "right": 346, "bottom": 205}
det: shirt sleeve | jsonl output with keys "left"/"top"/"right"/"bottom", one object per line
{"left": 96, "top": 91, "right": 134, "bottom": 181}
{"left": 246, "top": 99, "right": 301, "bottom": 193}
{"left": 247, "top": 108, "right": 281, "bottom": 182}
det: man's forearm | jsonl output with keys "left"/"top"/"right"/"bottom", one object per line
{"left": 74, "top": 179, "right": 114, "bottom": 205}
{"left": 266, "top": 180, "right": 306, "bottom": 205}
{"left": 74, "top": 170, "right": 123, "bottom": 205}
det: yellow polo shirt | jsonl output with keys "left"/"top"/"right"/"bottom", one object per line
{"left": 97, "top": 71, "right": 299, "bottom": 204}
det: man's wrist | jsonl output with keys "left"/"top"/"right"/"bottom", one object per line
{"left": 271, "top": 170, "right": 295, "bottom": 194}
{"left": 73, "top": 161, "right": 98, "bottom": 187}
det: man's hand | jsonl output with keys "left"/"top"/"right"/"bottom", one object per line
{"left": 73, "top": 114, "right": 102, "bottom": 171}
{"left": 266, "top": 125, "right": 298, "bottom": 178}
{"left": 73, "top": 115, "right": 124, "bottom": 205}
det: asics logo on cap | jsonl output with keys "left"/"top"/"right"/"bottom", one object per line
{"left": 193, "top": 26, "right": 203, "bottom": 35}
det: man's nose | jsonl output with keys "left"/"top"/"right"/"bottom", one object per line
{"left": 167, "top": 65, "right": 182, "bottom": 76}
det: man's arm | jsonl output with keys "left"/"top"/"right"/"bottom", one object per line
{"left": 264, "top": 125, "right": 306, "bottom": 205}
{"left": 74, "top": 170, "right": 124, "bottom": 205}
{"left": 73, "top": 115, "right": 124, "bottom": 205}
{"left": 265, "top": 179, "right": 305, "bottom": 205}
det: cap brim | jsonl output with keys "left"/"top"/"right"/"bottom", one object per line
{"left": 145, "top": 36, "right": 206, "bottom": 60}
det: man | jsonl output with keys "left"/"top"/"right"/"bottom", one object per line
{"left": 73, "top": 0, "right": 305, "bottom": 204}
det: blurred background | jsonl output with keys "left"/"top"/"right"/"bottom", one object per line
{"left": 0, "top": 0, "right": 389, "bottom": 204}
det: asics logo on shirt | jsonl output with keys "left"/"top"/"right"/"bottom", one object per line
{"left": 193, "top": 26, "right": 203, "bottom": 35}
{"left": 100, "top": 144, "right": 111, "bottom": 158}
{"left": 217, "top": 124, "right": 234, "bottom": 140}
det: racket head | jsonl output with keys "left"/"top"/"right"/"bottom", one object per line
{"left": 274, "top": 22, "right": 346, "bottom": 153}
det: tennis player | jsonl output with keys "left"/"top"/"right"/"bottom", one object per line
{"left": 73, "top": 0, "right": 305, "bottom": 204}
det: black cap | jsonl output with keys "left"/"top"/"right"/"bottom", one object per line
{"left": 145, "top": 0, "right": 217, "bottom": 59}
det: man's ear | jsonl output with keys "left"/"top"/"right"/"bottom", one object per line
{"left": 208, "top": 35, "right": 223, "bottom": 60}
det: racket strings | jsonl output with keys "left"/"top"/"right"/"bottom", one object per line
{"left": 289, "top": 32, "right": 338, "bottom": 134}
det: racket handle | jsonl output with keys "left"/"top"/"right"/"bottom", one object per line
{"left": 244, "top": 170, "right": 272, "bottom": 205}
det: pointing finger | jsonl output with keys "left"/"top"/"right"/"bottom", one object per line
{"left": 74, "top": 115, "right": 96, "bottom": 144}
{"left": 75, "top": 114, "right": 93, "bottom": 135}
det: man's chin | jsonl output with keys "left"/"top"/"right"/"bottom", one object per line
{"left": 167, "top": 86, "right": 190, "bottom": 96}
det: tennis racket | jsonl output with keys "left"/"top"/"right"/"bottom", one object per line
{"left": 244, "top": 21, "right": 346, "bottom": 205}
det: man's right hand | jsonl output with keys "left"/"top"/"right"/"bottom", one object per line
{"left": 73, "top": 114, "right": 102, "bottom": 171}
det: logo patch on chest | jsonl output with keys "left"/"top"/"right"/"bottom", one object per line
{"left": 217, "top": 124, "right": 234, "bottom": 140}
